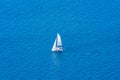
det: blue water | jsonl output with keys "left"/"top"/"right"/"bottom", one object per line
{"left": 0, "top": 0, "right": 120, "bottom": 80}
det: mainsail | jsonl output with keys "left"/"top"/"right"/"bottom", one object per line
{"left": 56, "top": 33, "right": 62, "bottom": 47}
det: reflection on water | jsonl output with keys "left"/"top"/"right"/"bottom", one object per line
{"left": 51, "top": 52, "right": 64, "bottom": 79}
{"left": 51, "top": 52, "right": 64, "bottom": 66}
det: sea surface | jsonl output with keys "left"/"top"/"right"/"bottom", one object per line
{"left": 0, "top": 0, "right": 120, "bottom": 80}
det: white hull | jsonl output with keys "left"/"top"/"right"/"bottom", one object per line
{"left": 52, "top": 47, "right": 63, "bottom": 52}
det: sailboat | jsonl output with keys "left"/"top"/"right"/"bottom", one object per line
{"left": 51, "top": 33, "right": 63, "bottom": 52}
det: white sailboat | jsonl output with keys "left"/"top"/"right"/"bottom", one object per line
{"left": 51, "top": 33, "right": 63, "bottom": 52}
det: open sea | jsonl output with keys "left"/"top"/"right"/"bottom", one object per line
{"left": 0, "top": 0, "right": 120, "bottom": 80}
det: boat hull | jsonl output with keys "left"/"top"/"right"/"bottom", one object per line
{"left": 52, "top": 47, "right": 63, "bottom": 52}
